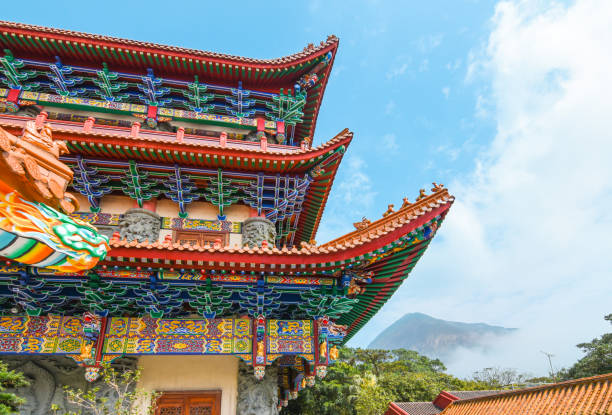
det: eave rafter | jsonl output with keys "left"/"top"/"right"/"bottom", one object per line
{"left": 0, "top": 20, "right": 339, "bottom": 141}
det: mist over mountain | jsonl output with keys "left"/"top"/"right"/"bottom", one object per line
{"left": 368, "top": 313, "right": 517, "bottom": 361}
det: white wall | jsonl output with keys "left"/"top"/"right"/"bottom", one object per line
{"left": 137, "top": 355, "right": 239, "bottom": 415}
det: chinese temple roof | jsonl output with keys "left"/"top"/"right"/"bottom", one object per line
{"left": 0, "top": 21, "right": 339, "bottom": 142}
{"left": 0, "top": 114, "right": 351, "bottom": 245}
{"left": 101, "top": 186, "right": 454, "bottom": 341}
{"left": 439, "top": 373, "right": 612, "bottom": 415}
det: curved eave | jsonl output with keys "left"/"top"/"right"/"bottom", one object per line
{"left": 103, "top": 190, "right": 453, "bottom": 268}
{"left": 101, "top": 190, "right": 454, "bottom": 340}
{"left": 0, "top": 116, "right": 351, "bottom": 173}
{"left": 0, "top": 21, "right": 339, "bottom": 141}
{"left": 0, "top": 21, "right": 338, "bottom": 69}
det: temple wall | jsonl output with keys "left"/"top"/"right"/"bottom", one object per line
{"left": 73, "top": 193, "right": 91, "bottom": 212}
{"left": 87, "top": 196, "right": 251, "bottom": 246}
{"left": 99, "top": 194, "right": 132, "bottom": 214}
{"left": 186, "top": 200, "right": 219, "bottom": 219}
{"left": 137, "top": 355, "right": 239, "bottom": 415}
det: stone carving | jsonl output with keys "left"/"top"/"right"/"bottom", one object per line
{"left": 242, "top": 217, "right": 276, "bottom": 248}
{"left": 237, "top": 361, "right": 279, "bottom": 415}
{"left": 95, "top": 224, "right": 118, "bottom": 239}
{"left": 119, "top": 208, "right": 161, "bottom": 242}
{"left": 1, "top": 356, "right": 137, "bottom": 415}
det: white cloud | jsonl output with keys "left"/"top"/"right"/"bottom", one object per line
{"left": 446, "top": 58, "right": 462, "bottom": 71}
{"left": 382, "top": 133, "right": 399, "bottom": 151}
{"left": 436, "top": 143, "right": 460, "bottom": 161}
{"left": 337, "top": 156, "right": 375, "bottom": 207}
{"left": 442, "top": 86, "right": 450, "bottom": 98}
{"left": 385, "top": 100, "right": 396, "bottom": 115}
{"left": 350, "top": 0, "right": 612, "bottom": 377}
{"left": 316, "top": 156, "right": 377, "bottom": 243}
{"left": 415, "top": 33, "right": 444, "bottom": 53}
{"left": 419, "top": 58, "right": 429, "bottom": 72}
{"left": 386, "top": 63, "right": 410, "bottom": 80}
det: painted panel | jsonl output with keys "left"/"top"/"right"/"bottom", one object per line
{"left": 0, "top": 315, "right": 87, "bottom": 355}
{"left": 267, "top": 320, "right": 313, "bottom": 355}
{"left": 102, "top": 317, "right": 252, "bottom": 357}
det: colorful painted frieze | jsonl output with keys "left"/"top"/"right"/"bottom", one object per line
{"left": 162, "top": 217, "right": 241, "bottom": 233}
{"left": 71, "top": 213, "right": 242, "bottom": 234}
{"left": 267, "top": 320, "right": 314, "bottom": 358}
{"left": 266, "top": 276, "right": 335, "bottom": 286}
{"left": 102, "top": 317, "right": 252, "bottom": 356}
{"left": 0, "top": 315, "right": 87, "bottom": 355}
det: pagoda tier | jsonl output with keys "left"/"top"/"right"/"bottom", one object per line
{"left": 0, "top": 114, "right": 351, "bottom": 246}
{"left": 0, "top": 21, "right": 338, "bottom": 143}
{"left": 0, "top": 186, "right": 453, "bottom": 343}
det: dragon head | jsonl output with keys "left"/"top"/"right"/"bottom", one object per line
{"left": 0, "top": 191, "right": 109, "bottom": 272}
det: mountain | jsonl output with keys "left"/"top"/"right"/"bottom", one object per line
{"left": 368, "top": 312, "right": 516, "bottom": 360}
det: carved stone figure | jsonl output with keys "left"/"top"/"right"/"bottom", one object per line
{"left": 0, "top": 356, "right": 137, "bottom": 415}
{"left": 237, "top": 361, "right": 279, "bottom": 415}
{"left": 242, "top": 217, "right": 276, "bottom": 248}
{"left": 118, "top": 208, "right": 161, "bottom": 242}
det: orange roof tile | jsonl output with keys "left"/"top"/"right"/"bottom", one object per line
{"left": 106, "top": 186, "right": 453, "bottom": 259}
{"left": 439, "top": 373, "right": 612, "bottom": 415}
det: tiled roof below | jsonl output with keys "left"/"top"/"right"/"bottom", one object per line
{"left": 394, "top": 402, "right": 442, "bottom": 415}
{"left": 446, "top": 391, "right": 499, "bottom": 400}
{"left": 440, "top": 373, "right": 612, "bottom": 415}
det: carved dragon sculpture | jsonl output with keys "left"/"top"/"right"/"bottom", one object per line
{"left": 0, "top": 122, "right": 108, "bottom": 272}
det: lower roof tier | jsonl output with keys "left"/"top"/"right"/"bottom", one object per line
{"left": 0, "top": 187, "right": 453, "bottom": 343}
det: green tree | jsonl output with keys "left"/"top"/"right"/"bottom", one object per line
{"left": 284, "top": 355, "right": 360, "bottom": 415}
{"left": 561, "top": 313, "right": 612, "bottom": 380}
{"left": 282, "top": 347, "right": 491, "bottom": 415}
{"left": 60, "top": 364, "right": 158, "bottom": 415}
{"left": 470, "top": 367, "right": 529, "bottom": 389}
{"left": 0, "top": 361, "right": 29, "bottom": 414}
{"left": 354, "top": 374, "right": 392, "bottom": 415}
{"left": 353, "top": 349, "right": 392, "bottom": 378}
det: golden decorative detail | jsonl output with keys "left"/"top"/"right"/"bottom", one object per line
{"left": 382, "top": 204, "right": 395, "bottom": 217}
{"left": 257, "top": 341, "right": 265, "bottom": 358}
{"left": 319, "top": 339, "right": 327, "bottom": 360}
{"left": 319, "top": 186, "right": 452, "bottom": 249}
{"left": 431, "top": 182, "right": 445, "bottom": 192}
{"left": 329, "top": 345, "right": 339, "bottom": 360}
{"left": 416, "top": 189, "right": 427, "bottom": 201}
{"left": 401, "top": 197, "right": 412, "bottom": 208}
{"left": 0, "top": 122, "right": 78, "bottom": 213}
{"left": 353, "top": 217, "right": 371, "bottom": 230}
{"left": 301, "top": 136, "right": 313, "bottom": 149}
{"left": 79, "top": 342, "right": 93, "bottom": 360}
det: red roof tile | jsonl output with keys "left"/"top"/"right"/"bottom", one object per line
{"left": 439, "top": 373, "right": 612, "bottom": 415}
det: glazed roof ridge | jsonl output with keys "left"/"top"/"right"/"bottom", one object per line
{"left": 319, "top": 187, "right": 454, "bottom": 249}
{"left": 0, "top": 21, "right": 338, "bottom": 66}
{"left": 106, "top": 188, "right": 453, "bottom": 256}
{"left": 0, "top": 116, "right": 352, "bottom": 158}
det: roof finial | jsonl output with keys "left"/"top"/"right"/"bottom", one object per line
{"left": 382, "top": 204, "right": 395, "bottom": 217}
{"left": 431, "top": 182, "right": 444, "bottom": 192}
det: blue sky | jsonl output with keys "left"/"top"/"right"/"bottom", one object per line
{"left": 4, "top": 0, "right": 611, "bottom": 377}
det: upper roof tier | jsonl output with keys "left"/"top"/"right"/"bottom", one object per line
{"left": 0, "top": 115, "right": 352, "bottom": 246}
{"left": 0, "top": 21, "right": 339, "bottom": 143}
